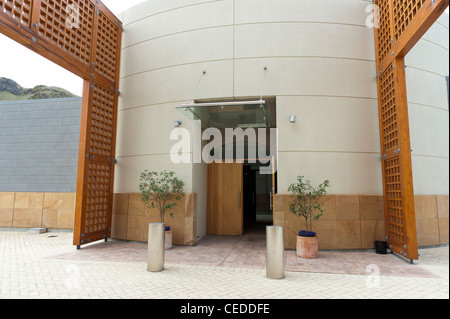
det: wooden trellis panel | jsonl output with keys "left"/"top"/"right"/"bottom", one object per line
{"left": 37, "top": 0, "right": 95, "bottom": 66}
{"left": 0, "top": 0, "right": 32, "bottom": 26}
{"left": 393, "top": 0, "right": 427, "bottom": 41}
{"left": 0, "top": 0, "right": 122, "bottom": 248}
{"left": 373, "top": 0, "right": 448, "bottom": 261}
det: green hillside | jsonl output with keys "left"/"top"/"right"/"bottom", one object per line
{"left": 0, "top": 77, "right": 78, "bottom": 101}
{"left": 0, "top": 91, "right": 30, "bottom": 101}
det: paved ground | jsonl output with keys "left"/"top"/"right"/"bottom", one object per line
{"left": 0, "top": 231, "right": 448, "bottom": 300}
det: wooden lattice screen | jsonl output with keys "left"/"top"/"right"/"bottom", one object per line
{"left": 373, "top": 0, "right": 448, "bottom": 261}
{"left": 0, "top": 0, "right": 122, "bottom": 248}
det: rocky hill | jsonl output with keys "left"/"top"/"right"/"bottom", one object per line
{"left": 0, "top": 77, "right": 78, "bottom": 101}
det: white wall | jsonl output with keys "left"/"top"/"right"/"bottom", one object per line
{"left": 116, "top": 0, "right": 450, "bottom": 238}
{"left": 405, "top": 14, "right": 449, "bottom": 195}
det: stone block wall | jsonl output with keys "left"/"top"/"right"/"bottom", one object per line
{"left": 274, "top": 194, "right": 449, "bottom": 250}
{"left": 111, "top": 193, "right": 197, "bottom": 246}
{"left": 0, "top": 192, "right": 75, "bottom": 229}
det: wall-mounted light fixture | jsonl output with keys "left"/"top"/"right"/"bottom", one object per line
{"left": 290, "top": 115, "right": 296, "bottom": 123}
{"left": 174, "top": 120, "right": 182, "bottom": 127}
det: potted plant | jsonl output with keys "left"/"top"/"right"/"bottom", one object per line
{"left": 139, "top": 170, "right": 185, "bottom": 250}
{"left": 288, "top": 176, "right": 330, "bottom": 259}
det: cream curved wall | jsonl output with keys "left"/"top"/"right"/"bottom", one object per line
{"left": 405, "top": 14, "right": 449, "bottom": 195}
{"left": 116, "top": 0, "right": 449, "bottom": 238}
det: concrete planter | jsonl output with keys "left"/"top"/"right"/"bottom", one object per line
{"left": 147, "top": 223, "right": 165, "bottom": 272}
{"left": 296, "top": 235, "right": 319, "bottom": 259}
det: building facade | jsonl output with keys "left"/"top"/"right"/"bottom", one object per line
{"left": 110, "top": 0, "right": 449, "bottom": 249}
{"left": 0, "top": 0, "right": 448, "bottom": 251}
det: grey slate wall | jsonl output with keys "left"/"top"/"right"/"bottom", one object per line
{"left": 0, "top": 97, "right": 82, "bottom": 192}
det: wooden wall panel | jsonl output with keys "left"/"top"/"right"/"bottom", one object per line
{"left": 373, "top": 0, "right": 448, "bottom": 261}
{"left": 0, "top": 0, "right": 122, "bottom": 248}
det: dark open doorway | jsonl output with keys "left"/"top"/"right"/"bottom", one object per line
{"left": 243, "top": 163, "right": 275, "bottom": 236}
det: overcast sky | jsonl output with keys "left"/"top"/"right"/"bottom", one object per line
{"left": 0, "top": 0, "right": 146, "bottom": 96}
{"left": 0, "top": 2, "right": 448, "bottom": 96}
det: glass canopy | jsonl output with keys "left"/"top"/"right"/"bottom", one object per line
{"left": 177, "top": 99, "right": 276, "bottom": 129}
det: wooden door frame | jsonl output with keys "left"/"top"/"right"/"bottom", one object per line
{"left": 373, "top": 0, "right": 449, "bottom": 261}
{"left": 0, "top": 0, "right": 122, "bottom": 248}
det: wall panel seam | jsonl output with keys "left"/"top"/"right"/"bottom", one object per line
{"left": 122, "top": 21, "right": 375, "bottom": 50}
{"left": 408, "top": 101, "right": 450, "bottom": 111}
{"left": 120, "top": 56, "right": 377, "bottom": 80}
{"left": 123, "top": 0, "right": 225, "bottom": 27}
{"left": 122, "top": 25, "right": 233, "bottom": 50}
{"left": 418, "top": 37, "right": 449, "bottom": 51}
{"left": 405, "top": 65, "right": 449, "bottom": 78}
{"left": 411, "top": 154, "right": 449, "bottom": 159}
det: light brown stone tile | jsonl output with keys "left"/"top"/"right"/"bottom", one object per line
{"left": 192, "top": 193, "right": 197, "bottom": 220}
{"left": 438, "top": 218, "right": 449, "bottom": 245}
{"left": 112, "top": 194, "right": 129, "bottom": 215}
{"left": 27, "top": 209, "right": 43, "bottom": 228}
{"left": 57, "top": 209, "right": 74, "bottom": 229}
{"left": 273, "top": 195, "right": 285, "bottom": 222}
{"left": 184, "top": 218, "right": 196, "bottom": 246}
{"left": 58, "top": 193, "right": 75, "bottom": 210}
{"left": 166, "top": 217, "right": 186, "bottom": 245}
{"left": 415, "top": 195, "right": 438, "bottom": 219}
{"left": 422, "top": 218, "right": 440, "bottom": 246}
{"left": 14, "top": 193, "right": 30, "bottom": 209}
{"left": 127, "top": 215, "right": 153, "bottom": 242}
{"left": 361, "top": 220, "right": 386, "bottom": 249}
{"left": 313, "top": 220, "right": 337, "bottom": 250}
{"left": 170, "top": 196, "right": 186, "bottom": 218}
{"left": 184, "top": 194, "right": 195, "bottom": 219}
{"left": 318, "top": 195, "right": 336, "bottom": 221}
{"left": 360, "top": 195, "right": 384, "bottom": 220}
{"left": 29, "top": 193, "right": 44, "bottom": 209}
{"left": 42, "top": 209, "right": 58, "bottom": 229}
{"left": 0, "top": 208, "right": 14, "bottom": 227}
{"left": 416, "top": 218, "right": 425, "bottom": 247}
{"left": 284, "top": 195, "right": 298, "bottom": 221}
{"left": 336, "top": 220, "right": 362, "bottom": 249}
{"left": 148, "top": 207, "right": 160, "bottom": 219}
{"left": 274, "top": 210, "right": 284, "bottom": 222}
{"left": 437, "top": 195, "right": 449, "bottom": 219}
{"left": 335, "top": 195, "right": 360, "bottom": 220}
{"left": 284, "top": 219, "right": 306, "bottom": 250}
{"left": 0, "top": 193, "right": 15, "bottom": 208}
{"left": 285, "top": 195, "right": 316, "bottom": 221}
{"left": 12, "top": 209, "right": 28, "bottom": 227}
{"left": 273, "top": 194, "right": 285, "bottom": 218}
{"left": 128, "top": 193, "right": 146, "bottom": 216}
{"left": 111, "top": 213, "right": 128, "bottom": 240}
{"left": 43, "top": 193, "right": 60, "bottom": 210}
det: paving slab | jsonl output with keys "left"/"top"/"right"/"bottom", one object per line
{"left": 0, "top": 231, "right": 448, "bottom": 300}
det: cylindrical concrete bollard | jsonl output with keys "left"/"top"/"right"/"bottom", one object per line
{"left": 147, "top": 223, "right": 165, "bottom": 272}
{"left": 266, "top": 226, "right": 285, "bottom": 279}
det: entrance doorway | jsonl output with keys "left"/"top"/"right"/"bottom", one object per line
{"left": 243, "top": 163, "right": 274, "bottom": 235}
{"left": 207, "top": 161, "right": 276, "bottom": 237}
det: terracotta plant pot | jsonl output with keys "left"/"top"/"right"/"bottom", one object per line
{"left": 165, "top": 229, "right": 173, "bottom": 250}
{"left": 296, "top": 235, "right": 319, "bottom": 259}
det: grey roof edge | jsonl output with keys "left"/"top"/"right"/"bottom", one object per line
{"left": 0, "top": 97, "right": 82, "bottom": 106}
